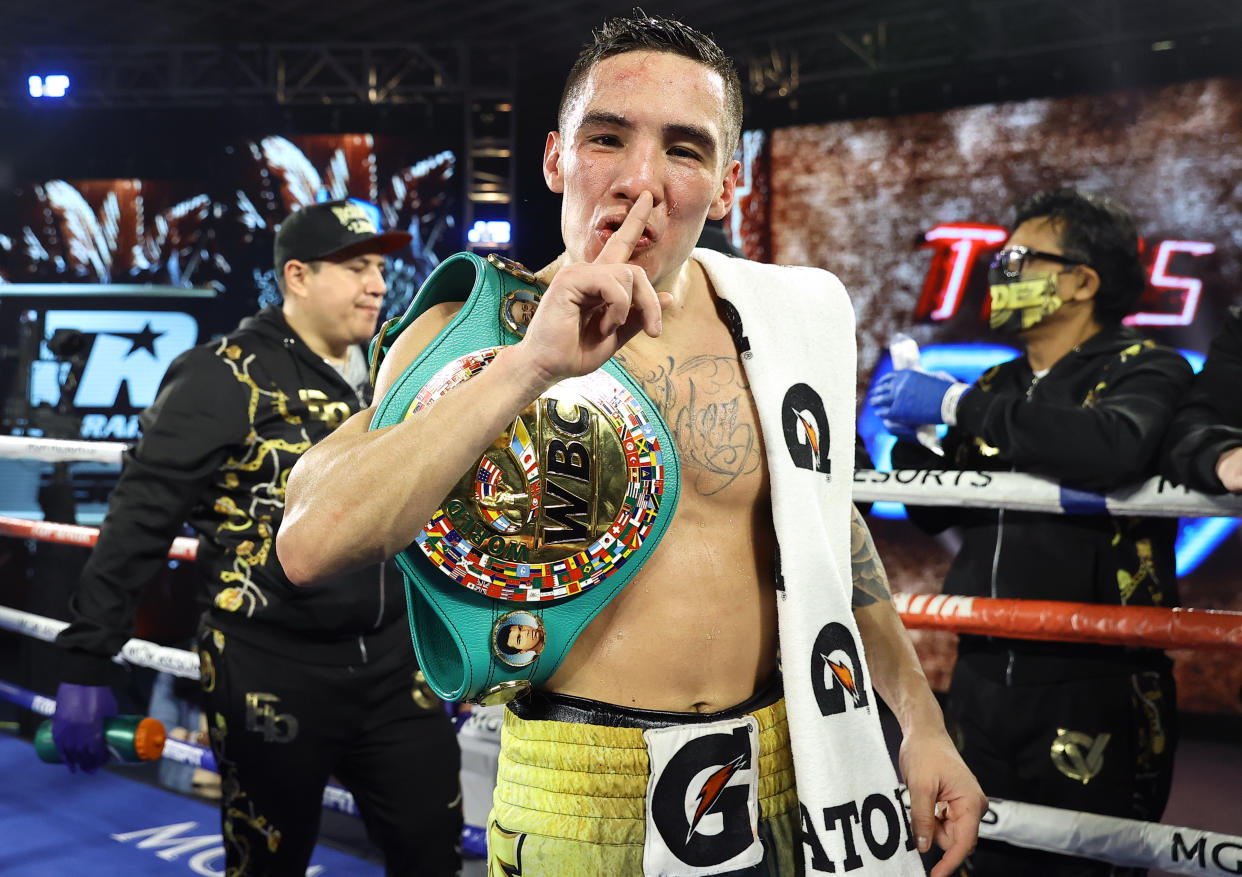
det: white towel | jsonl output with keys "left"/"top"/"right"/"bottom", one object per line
{"left": 695, "top": 248, "right": 925, "bottom": 876}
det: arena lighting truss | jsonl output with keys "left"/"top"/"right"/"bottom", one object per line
{"left": 8, "top": 0, "right": 1240, "bottom": 108}
{"left": 0, "top": 41, "right": 516, "bottom": 108}
{"left": 735, "top": 0, "right": 1242, "bottom": 109}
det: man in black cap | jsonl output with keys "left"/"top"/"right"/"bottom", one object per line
{"left": 52, "top": 200, "right": 463, "bottom": 875}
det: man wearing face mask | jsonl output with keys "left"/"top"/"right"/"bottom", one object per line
{"left": 870, "top": 188, "right": 1192, "bottom": 877}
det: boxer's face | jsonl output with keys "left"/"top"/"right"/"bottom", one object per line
{"left": 543, "top": 51, "right": 740, "bottom": 288}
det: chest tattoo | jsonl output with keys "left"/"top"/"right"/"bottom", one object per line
{"left": 615, "top": 351, "right": 761, "bottom": 495}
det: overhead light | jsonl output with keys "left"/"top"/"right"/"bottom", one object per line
{"left": 467, "top": 220, "right": 511, "bottom": 245}
{"left": 28, "top": 74, "right": 70, "bottom": 99}
{"left": 1151, "top": 40, "right": 1176, "bottom": 51}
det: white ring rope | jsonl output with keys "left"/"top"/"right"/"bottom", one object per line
{"left": 0, "top": 435, "right": 127, "bottom": 465}
{"left": 854, "top": 469, "right": 1242, "bottom": 518}
{"left": 980, "top": 797, "right": 1242, "bottom": 877}
{"left": 4, "top": 435, "right": 1242, "bottom": 518}
{"left": 0, "top": 606, "right": 200, "bottom": 678}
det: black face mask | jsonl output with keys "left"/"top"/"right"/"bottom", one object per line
{"left": 987, "top": 271, "right": 1064, "bottom": 333}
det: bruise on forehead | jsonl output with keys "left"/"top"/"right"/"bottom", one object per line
{"left": 566, "top": 53, "right": 728, "bottom": 152}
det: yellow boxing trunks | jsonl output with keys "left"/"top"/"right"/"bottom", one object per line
{"left": 488, "top": 675, "right": 801, "bottom": 876}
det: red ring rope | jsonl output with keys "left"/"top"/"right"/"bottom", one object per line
{"left": 6, "top": 514, "right": 1240, "bottom": 652}
{"left": 895, "top": 592, "right": 1242, "bottom": 651}
{"left": 0, "top": 515, "right": 198, "bottom": 561}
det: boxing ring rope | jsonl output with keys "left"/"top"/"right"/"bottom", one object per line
{"left": 894, "top": 593, "right": 1242, "bottom": 651}
{"left": 0, "top": 435, "right": 128, "bottom": 466}
{"left": 977, "top": 798, "right": 1242, "bottom": 877}
{"left": 6, "top": 580, "right": 1240, "bottom": 664}
{"left": 852, "top": 469, "right": 1242, "bottom": 518}
{"left": 6, "top": 516, "right": 1241, "bottom": 653}
{"left": 5, "top": 464, "right": 1240, "bottom": 567}
{"left": 0, "top": 605, "right": 201, "bottom": 678}
{"left": 5, "top": 429, "right": 1242, "bottom": 519}
{"left": 4, "top": 436, "right": 1242, "bottom": 871}
{"left": 0, "top": 515, "right": 200, "bottom": 562}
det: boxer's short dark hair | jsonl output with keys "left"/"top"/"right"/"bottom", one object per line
{"left": 559, "top": 10, "right": 743, "bottom": 163}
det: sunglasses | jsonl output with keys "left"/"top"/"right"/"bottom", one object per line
{"left": 989, "top": 246, "right": 1083, "bottom": 280}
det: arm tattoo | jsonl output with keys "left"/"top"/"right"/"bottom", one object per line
{"left": 850, "top": 505, "right": 893, "bottom": 607}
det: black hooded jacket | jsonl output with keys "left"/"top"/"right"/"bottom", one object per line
{"left": 892, "top": 325, "right": 1192, "bottom": 666}
{"left": 58, "top": 307, "right": 406, "bottom": 684}
{"left": 1161, "top": 307, "right": 1242, "bottom": 494}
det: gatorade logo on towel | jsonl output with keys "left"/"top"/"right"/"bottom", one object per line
{"left": 644, "top": 717, "right": 762, "bottom": 875}
{"left": 781, "top": 383, "right": 831, "bottom": 475}
{"left": 811, "top": 622, "right": 870, "bottom": 717}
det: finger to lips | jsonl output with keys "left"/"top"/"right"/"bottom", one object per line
{"left": 601, "top": 271, "right": 634, "bottom": 335}
{"left": 630, "top": 266, "right": 663, "bottom": 336}
{"left": 595, "top": 191, "right": 653, "bottom": 265}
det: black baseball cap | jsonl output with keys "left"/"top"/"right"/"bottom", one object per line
{"left": 273, "top": 199, "right": 413, "bottom": 274}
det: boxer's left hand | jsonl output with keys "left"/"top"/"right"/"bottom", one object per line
{"left": 898, "top": 729, "right": 988, "bottom": 877}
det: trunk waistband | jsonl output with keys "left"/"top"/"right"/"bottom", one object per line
{"left": 506, "top": 672, "right": 784, "bottom": 729}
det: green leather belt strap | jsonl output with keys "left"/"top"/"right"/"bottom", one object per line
{"left": 369, "top": 252, "right": 680, "bottom": 705}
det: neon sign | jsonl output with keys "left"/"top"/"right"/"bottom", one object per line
{"left": 1126, "top": 240, "right": 1218, "bottom": 326}
{"left": 915, "top": 225, "right": 1008, "bottom": 321}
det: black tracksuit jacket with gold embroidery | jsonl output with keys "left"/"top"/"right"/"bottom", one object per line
{"left": 892, "top": 325, "right": 1192, "bottom": 665}
{"left": 1161, "top": 307, "right": 1242, "bottom": 493}
{"left": 58, "top": 306, "right": 405, "bottom": 685}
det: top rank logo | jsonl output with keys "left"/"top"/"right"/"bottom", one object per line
{"left": 31, "top": 310, "right": 198, "bottom": 439}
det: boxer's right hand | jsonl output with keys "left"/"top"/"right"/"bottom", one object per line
{"left": 515, "top": 192, "right": 667, "bottom": 386}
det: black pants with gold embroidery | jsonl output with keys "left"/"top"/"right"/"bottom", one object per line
{"left": 944, "top": 651, "right": 1177, "bottom": 877}
{"left": 197, "top": 621, "right": 462, "bottom": 876}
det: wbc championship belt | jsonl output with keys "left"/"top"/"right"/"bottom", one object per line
{"left": 369, "top": 253, "right": 680, "bottom": 705}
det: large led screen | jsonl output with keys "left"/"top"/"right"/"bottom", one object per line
{"left": 0, "top": 135, "right": 456, "bottom": 521}
{"left": 0, "top": 134, "right": 456, "bottom": 442}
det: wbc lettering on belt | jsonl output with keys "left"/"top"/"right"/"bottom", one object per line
{"left": 410, "top": 348, "right": 667, "bottom": 603}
